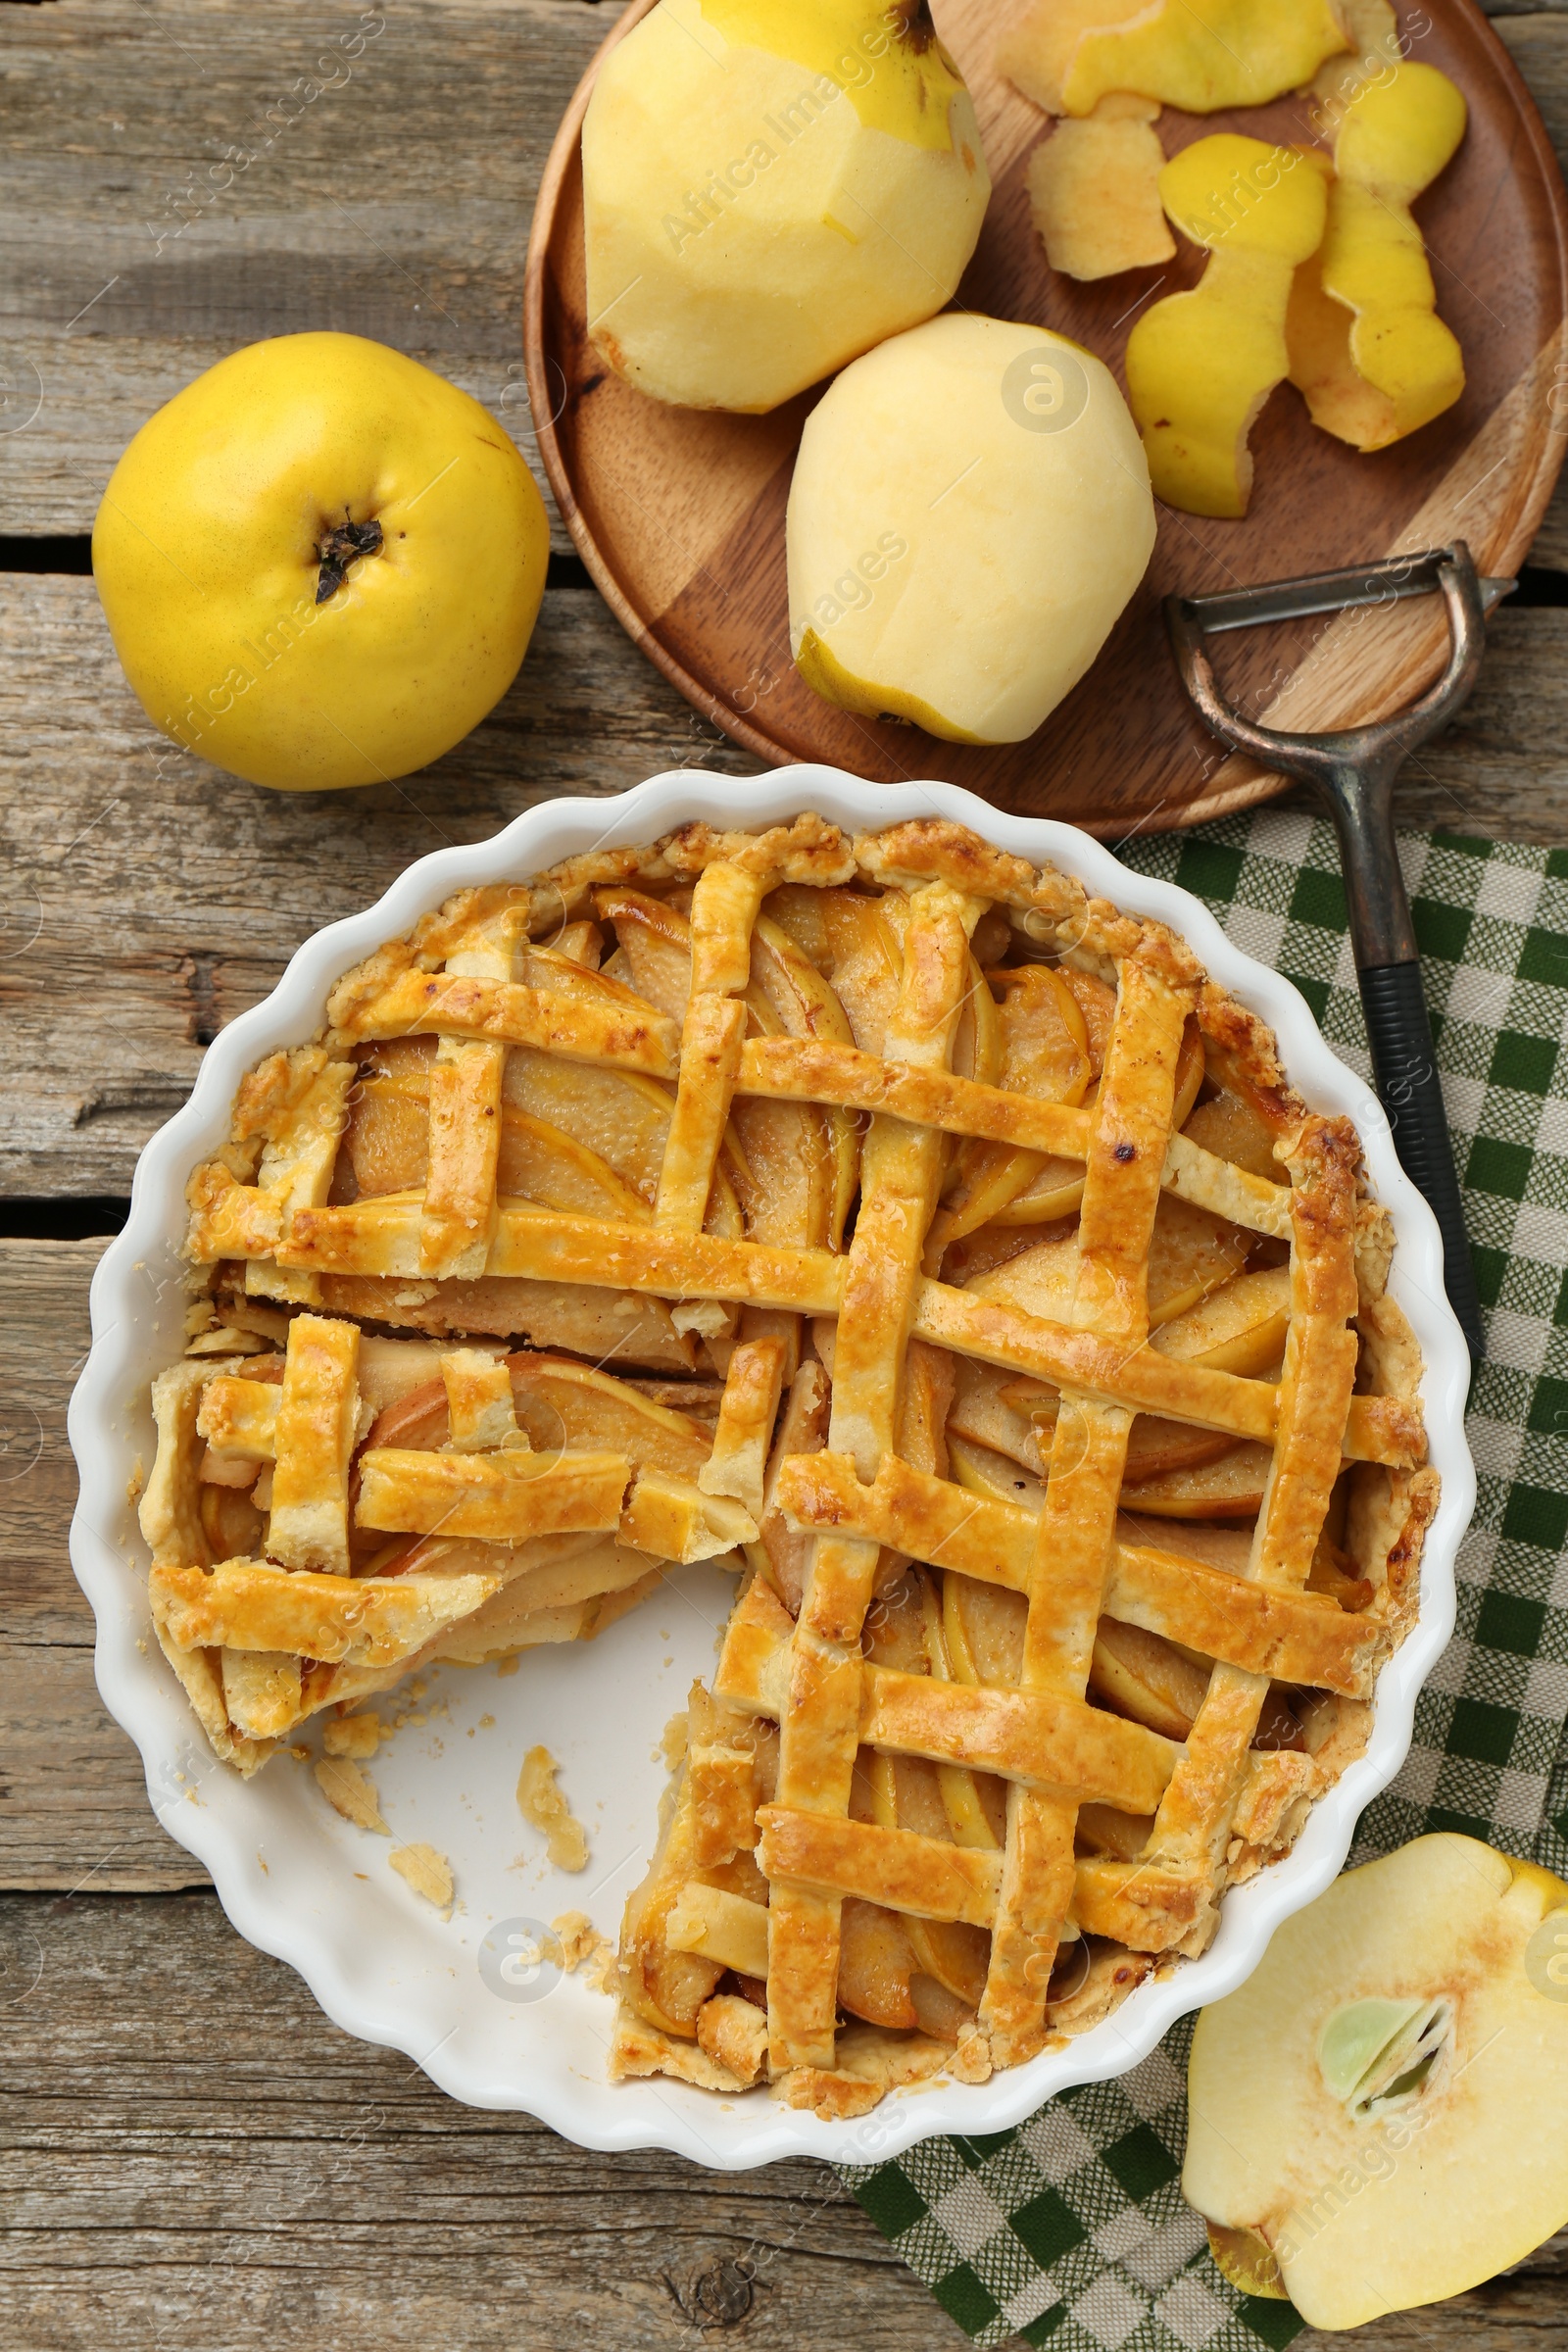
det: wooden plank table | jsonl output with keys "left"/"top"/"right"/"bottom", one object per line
{"left": 3, "top": 4, "right": 1567, "bottom": 2344}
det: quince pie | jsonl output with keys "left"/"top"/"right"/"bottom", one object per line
{"left": 141, "top": 813, "right": 1435, "bottom": 2116}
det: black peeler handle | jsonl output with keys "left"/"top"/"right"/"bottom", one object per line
{"left": 1358, "top": 961, "right": 1484, "bottom": 1365}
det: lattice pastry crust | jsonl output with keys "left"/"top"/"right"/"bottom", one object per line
{"left": 144, "top": 812, "right": 1434, "bottom": 2114}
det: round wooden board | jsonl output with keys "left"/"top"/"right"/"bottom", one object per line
{"left": 524, "top": 0, "right": 1568, "bottom": 836}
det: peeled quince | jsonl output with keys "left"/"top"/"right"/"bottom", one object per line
{"left": 1126, "top": 136, "right": 1329, "bottom": 516}
{"left": 786, "top": 313, "right": 1155, "bottom": 744}
{"left": 93, "top": 333, "right": 548, "bottom": 792}
{"left": 1288, "top": 62, "right": 1467, "bottom": 451}
{"left": 580, "top": 0, "right": 990, "bottom": 414}
{"left": 1184, "top": 1835, "right": 1568, "bottom": 2329}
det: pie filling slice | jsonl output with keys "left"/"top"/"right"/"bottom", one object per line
{"left": 141, "top": 813, "right": 1436, "bottom": 2116}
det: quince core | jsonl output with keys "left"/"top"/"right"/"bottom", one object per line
{"left": 580, "top": 0, "right": 990, "bottom": 414}
{"left": 1183, "top": 1834, "right": 1568, "bottom": 2329}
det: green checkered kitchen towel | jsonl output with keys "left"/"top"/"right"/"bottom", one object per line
{"left": 834, "top": 807, "right": 1568, "bottom": 2351}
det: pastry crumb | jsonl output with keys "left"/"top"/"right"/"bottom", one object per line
{"left": 495, "top": 1654, "right": 519, "bottom": 1678}
{"left": 322, "top": 1711, "right": 382, "bottom": 1760}
{"left": 125, "top": 1454, "right": 146, "bottom": 1507}
{"left": 183, "top": 1298, "right": 220, "bottom": 1343}
{"left": 583, "top": 1938, "right": 619, "bottom": 1997}
{"left": 389, "top": 1841, "right": 454, "bottom": 1915}
{"left": 517, "top": 1745, "right": 589, "bottom": 1871}
{"left": 315, "top": 1756, "right": 388, "bottom": 1833}
{"left": 658, "top": 1711, "right": 689, "bottom": 1770}
{"left": 551, "top": 1910, "right": 612, "bottom": 1979}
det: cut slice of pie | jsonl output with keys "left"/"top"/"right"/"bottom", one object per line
{"left": 142, "top": 811, "right": 1435, "bottom": 2113}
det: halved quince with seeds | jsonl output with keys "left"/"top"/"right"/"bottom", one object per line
{"left": 1185, "top": 1835, "right": 1568, "bottom": 2328}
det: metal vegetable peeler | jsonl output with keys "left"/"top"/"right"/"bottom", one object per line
{"left": 1166, "top": 542, "right": 1512, "bottom": 1366}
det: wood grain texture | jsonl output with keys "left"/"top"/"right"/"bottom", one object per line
{"left": 0, "top": 0, "right": 626, "bottom": 543}
{"left": 1527, "top": 479, "right": 1568, "bottom": 566}
{"left": 0, "top": 1238, "right": 207, "bottom": 1892}
{"left": 527, "top": 0, "right": 1568, "bottom": 830}
{"left": 7, "top": 571, "right": 1568, "bottom": 1196}
{"left": 0, "top": 1889, "right": 975, "bottom": 2352}
{"left": 1496, "top": 7, "right": 1568, "bottom": 575}
{"left": 3, "top": 570, "right": 1568, "bottom": 1199}
{"left": 0, "top": 574, "right": 747, "bottom": 1197}
{"left": 0, "top": 1878, "right": 1565, "bottom": 2352}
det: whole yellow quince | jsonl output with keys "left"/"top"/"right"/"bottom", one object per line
{"left": 93, "top": 333, "right": 549, "bottom": 791}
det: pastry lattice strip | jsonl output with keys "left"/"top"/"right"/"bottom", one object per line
{"left": 197, "top": 1032, "right": 1294, "bottom": 1252}
{"left": 184, "top": 847, "right": 1417, "bottom": 1474}
{"left": 710, "top": 1580, "right": 1189, "bottom": 1947}
{"left": 1121, "top": 1120, "right": 1362, "bottom": 1921}
{"left": 775, "top": 1453, "right": 1380, "bottom": 1696}
{"left": 142, "top": 1308, "right": 759, "bottom": 1761}
{"left": 187, "top": 1191, "right": 1415, "bottom": 1471}
{"left": 766, "top": 878, "right": 984, "bottom": 2069}
{"left": 978, "top": 956, "right": 1191, "bottom": 2065}
{"left": 705, "top": 1119, "right": 1370, "bottom": 2041}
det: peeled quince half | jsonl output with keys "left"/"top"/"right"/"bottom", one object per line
{"left": 92, "top": 333, "right": 549, "bottom": 792}
{"left": 1184, "top": 1834, "right": 1568, "bottom": 2329}
{"left": 787, "top": 313, "right": 1154, "bottom": 744}
{"left": 580, "top": 0, "right": 990, "bottom": 414}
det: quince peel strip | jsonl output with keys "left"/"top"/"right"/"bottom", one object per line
{"left": 999, "top": 0, "right": 1348, "bottom": 118}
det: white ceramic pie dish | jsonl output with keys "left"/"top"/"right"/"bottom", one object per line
{"left": 69, "top": 765, "right": 1474, "bottom": 2170}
